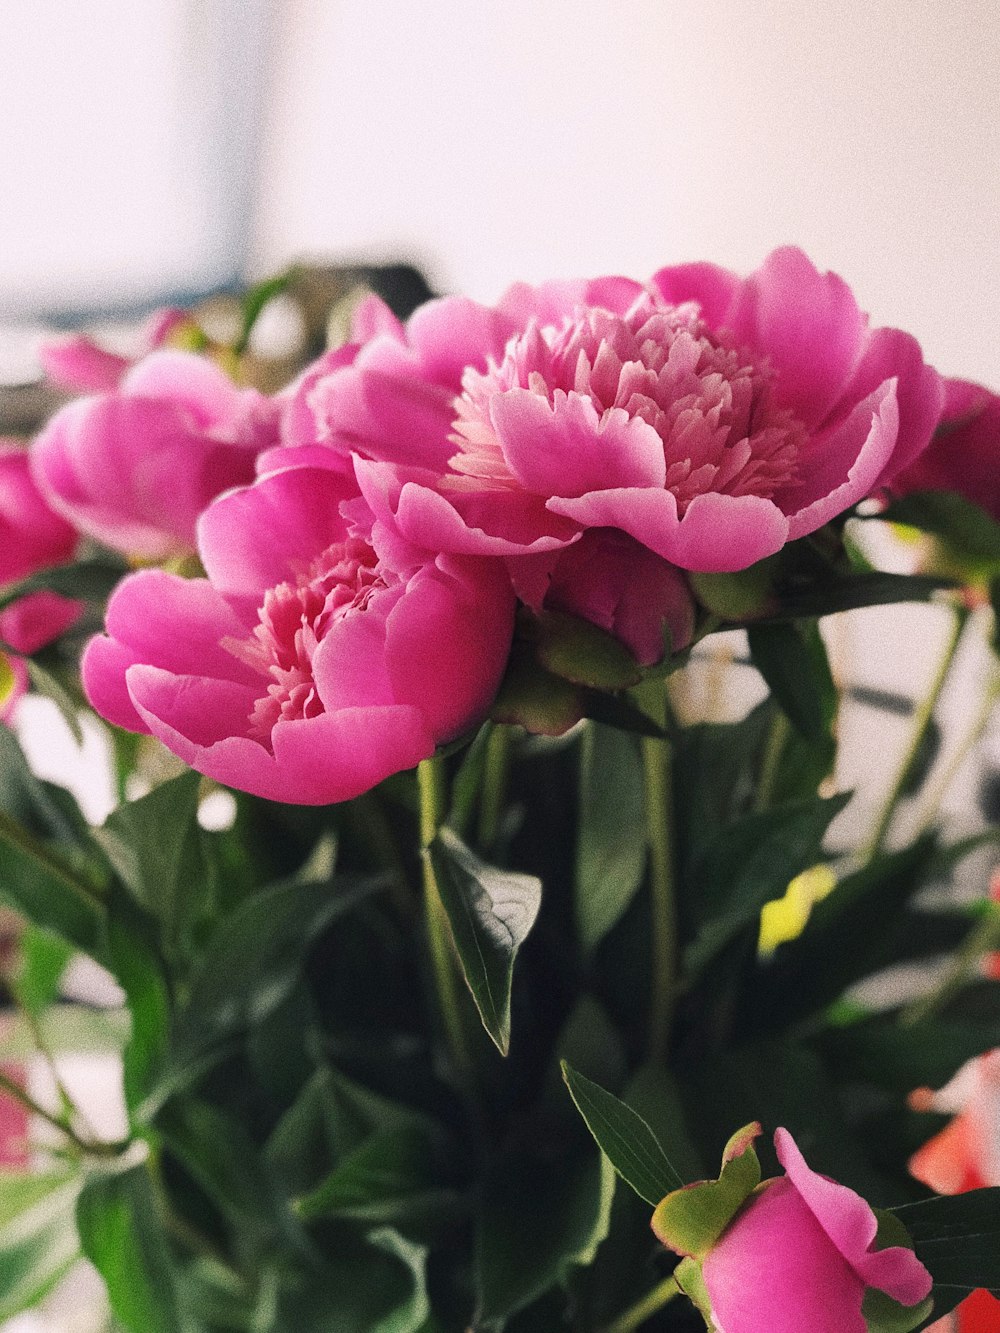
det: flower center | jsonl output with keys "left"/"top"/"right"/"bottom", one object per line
{"left": 225, "top": 539, "right": 384, "bottom": 744}
{"left": 450, "top": 295, "right": 806, "bottom": 512}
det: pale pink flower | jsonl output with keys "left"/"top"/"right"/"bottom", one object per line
{"left": 36, "top": 307, "right": 189, "bottom": 393}
{"left": 31, "top": 351, "right": 279, "bottom": 560}
{"left": 82, "top": 451, "right": 515, "bottom": 804}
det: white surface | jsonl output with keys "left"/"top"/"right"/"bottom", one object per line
{"left": 256, "top": 0, "right": 1000, "bottom": 385}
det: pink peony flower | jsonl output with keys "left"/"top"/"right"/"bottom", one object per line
{"left": 0, "top": 444, "right": 81, "bottom": 719}
{"left": 36, "top": 307, "right": 189, "bottom": 393}
{"left": 656, "top": 1126, "right": 931, "bottom": 1333}
{"left": 81, "top": 451, "right": 515, "bottom": 804}
{"left": 508, "top": 528, "right": 694, "bottom": 665}
{"left": 890, "top": 379, "right": 1000, "bottom": 519}
{"left": 31, "top": 350, "right": 280, "bottom": 561}
{"left": 305, "top": 248, "right": 942, "bottom": 573}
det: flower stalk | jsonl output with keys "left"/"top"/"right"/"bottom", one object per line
{"left": 639, "top": 678, "right": 678, "bottom": 1065}
{"left": 602, "top": 1276, "right": 680, "bottom": 1333}
{"left": 418, "top": 756, "right": 473, "bottom": 1082}
{"left": 864, "top": 601, "right": 971, "bottom": 861}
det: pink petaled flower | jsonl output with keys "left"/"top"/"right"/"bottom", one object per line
{"left": 890, "top": 379, "right": 1000, "bottom": 520}
{"left": 36, "top": 307, "right": 189, "bottom": 393}
{"left": 305, "top": 249, "right": 942, "bottom": 574}
{"left": 0, "top": 444, "right": 81, "bottom": 719}
{"left": 31, "top": 351, "right": 280, "bottom": 561}
{"left": 700, "top": 1129, "right": 931, "bottom": 1333}
{"left": 81, "top": 451, "right": 515, "bottom": 805}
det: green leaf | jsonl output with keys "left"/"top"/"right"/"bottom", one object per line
{"left": 234, "top": 268, "right": 298, "bottom": 356}
{"left": 151, "top": 873, "right": 374, "bottom": 1109}
{"left": 747, "top": 620, "right": 835, "bottom": 745}
{"left": 428, "top": 826, "right": 542, "bottom": 1054}
{"left": 0, "top": 557, "right": 126, "bottom": 614}
{"left": 11, "top": 924, "right": 73, "bottom": 1017}
{"left": 273, "top": 1226, "right": 430, "bottom": 1333}
{"left": 651, "top": 1123, "right": 761, "bottom": 1259}
{"left": 294, "top": 1123, "right": 457, "bottom": 1229}
{"left": 890, "top": 1188, "right": 1000, "bottom": 1295}
{"left": 881, "top": 491, "right": 1000, "bottom": 565}
{"left": 683, "top": 794, "right": 849, "bottom": 976}
{"left": 535, "top": 610, "right": 643, "bottom": 690}
{"left": 96, "top": 772, "right": 212, "bottom": 964}
{"left": 77, "top": 1163, "right": 189, "bottom": 1333}
{"left": 0, "top": 1171, "right": 81, "bottom": 1321}
{"left": 561, "top": 1062, "right": 683, "bottom": 1205}
{"left": 768, "top": 570, "right": 957, "bottom": 619}
{"left": 477, "top": 1147, "right": 616, "bottom": 1321}
{"left": 745, "top": 837, "right": 939, "bottom": 1036}
{"left": 156, "top": 1098, "right": 280, "bottom": 1228}
{"left": 575, "top": 723, "right": 646, "bottom": 953}
{"left": 105, "top": 901, "right": 172, "bottom": 1119}
{"left": 24, "top": 659, "right": 84, "bottom": 744}
{"left": 0, "top": 822, "right": 106, "bottom": 960}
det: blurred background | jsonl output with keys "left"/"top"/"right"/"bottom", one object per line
{"left": 2, "top": 0, "right": 998, "bottom": 381}
{"left": 0, "top": 3, "right": 997, "bottom": 1328}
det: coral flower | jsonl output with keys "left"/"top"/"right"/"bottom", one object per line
{"left": 307, "top": 249, "right": 942, "bottom": 573}
{"left": 82, "top": 452, "right": 515, "bottom": 805}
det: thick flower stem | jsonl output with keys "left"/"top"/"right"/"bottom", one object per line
{"left": 640, "top": 680, "right": 678, "bottom": 1066}
{"left": 863, "top": 602, "right": 971, "bottom": 863}
{"left": 602, "top": 1276, "right": 681, "bottom": 1333}
{"left": 418, "top": 757, "right": 473, "bottom": 1083}
{"left": 477, "top": 723, "right": 513, "bottom": 852}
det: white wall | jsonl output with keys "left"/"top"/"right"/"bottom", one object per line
{"left": 256, "top": 0, "right": 1000, "bottom": 385}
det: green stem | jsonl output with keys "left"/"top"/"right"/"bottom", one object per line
{"left": 915, "top": 663, "right": 1000, "bottom": 838}
{"left": 602, "top": 1276, "right": 681, "bottom": 1333}
{"left": 477, "top": 724, "right": 513, "bottom": 852}
{"left": 752, "top": 709, "right": 791, "bottom": 814}
{"left": 902, "top": 904, "right": 1000, "bottom": 1027}
{"left": 0, "top": 1068, "right": 126, "bottom": 1159}
{"left": 640, "top": 680, "right": 677, "bottom": 1066}
{"left": 0, "top": 808, "right": 107, "bottom": 908}
{"left": 864, "top": 603, "right": 970, "bottom": 862}
{"left": 417, "top": 757, "right": 472, "bottom": 1081}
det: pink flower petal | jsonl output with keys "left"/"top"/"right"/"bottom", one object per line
{"left": 549, "top": 487, "right": 789, "bottom": 572}
{"left": 650, "top": 261, "right": 743, "bottom": 329}
{"left": 198, "top": 466, "right": 355, "bottom": 598}
{"left": 36, "top": 334, "right": 130, "bottom": 392}
{"left": 779, "top": 380, "right": 900, "bottom": 539}
{"left": 775, "top": 1128, "right": 932, "bottom": 1306}
{"left": 703, "top": 1178, "right": 868, "bottom": 1333}
{"left": 723, "top": 248, "right": 870, "bottom": 430}
{"left": 491, "top": 389, "right": 667, "bottom": 495}
{"left": 128, "top": 665, "right": 433, "bottom": 805}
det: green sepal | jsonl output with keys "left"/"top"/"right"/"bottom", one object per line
{"left": 673, "top": 1257, "right": 717, "bottom": 1332}
{"left": 860, "top": 1210, "right": 934, "bottom": 1333}
{"left": 491, "top": 638, "right": 584, "bottom": 736}
{"left": 651, "top": 1123, "right": 762, "bottom": 1259}
{"left": 862, "top": 1288, "right": 934, "bottom": 1333}
{"left": 535, "top": 610, "right": 644, "bottom": 690}
{"left": 690, "top": 561, "right": 778, "bottom": 621}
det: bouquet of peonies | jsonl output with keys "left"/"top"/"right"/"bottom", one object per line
{"left": 1, "top": 248, "right": 1000, "bottom": 1332}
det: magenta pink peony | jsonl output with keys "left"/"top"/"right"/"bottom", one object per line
{"left": 31, "top": 350, "right": 279, "bottom": 561}
{"left": 304, "top": 248, "right": 943, "bottom": 573}
{"left": 0, "top": 444, "right": 81, "bottom": 717}
{"left": 890, "top": 379, "right": 1000, "bottom": 520}
{"left": 689, "top": 1128, "right": 932, "bottom": 1333}
{"left": 82, "top": 450, "right": 515, "bottom": 804}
